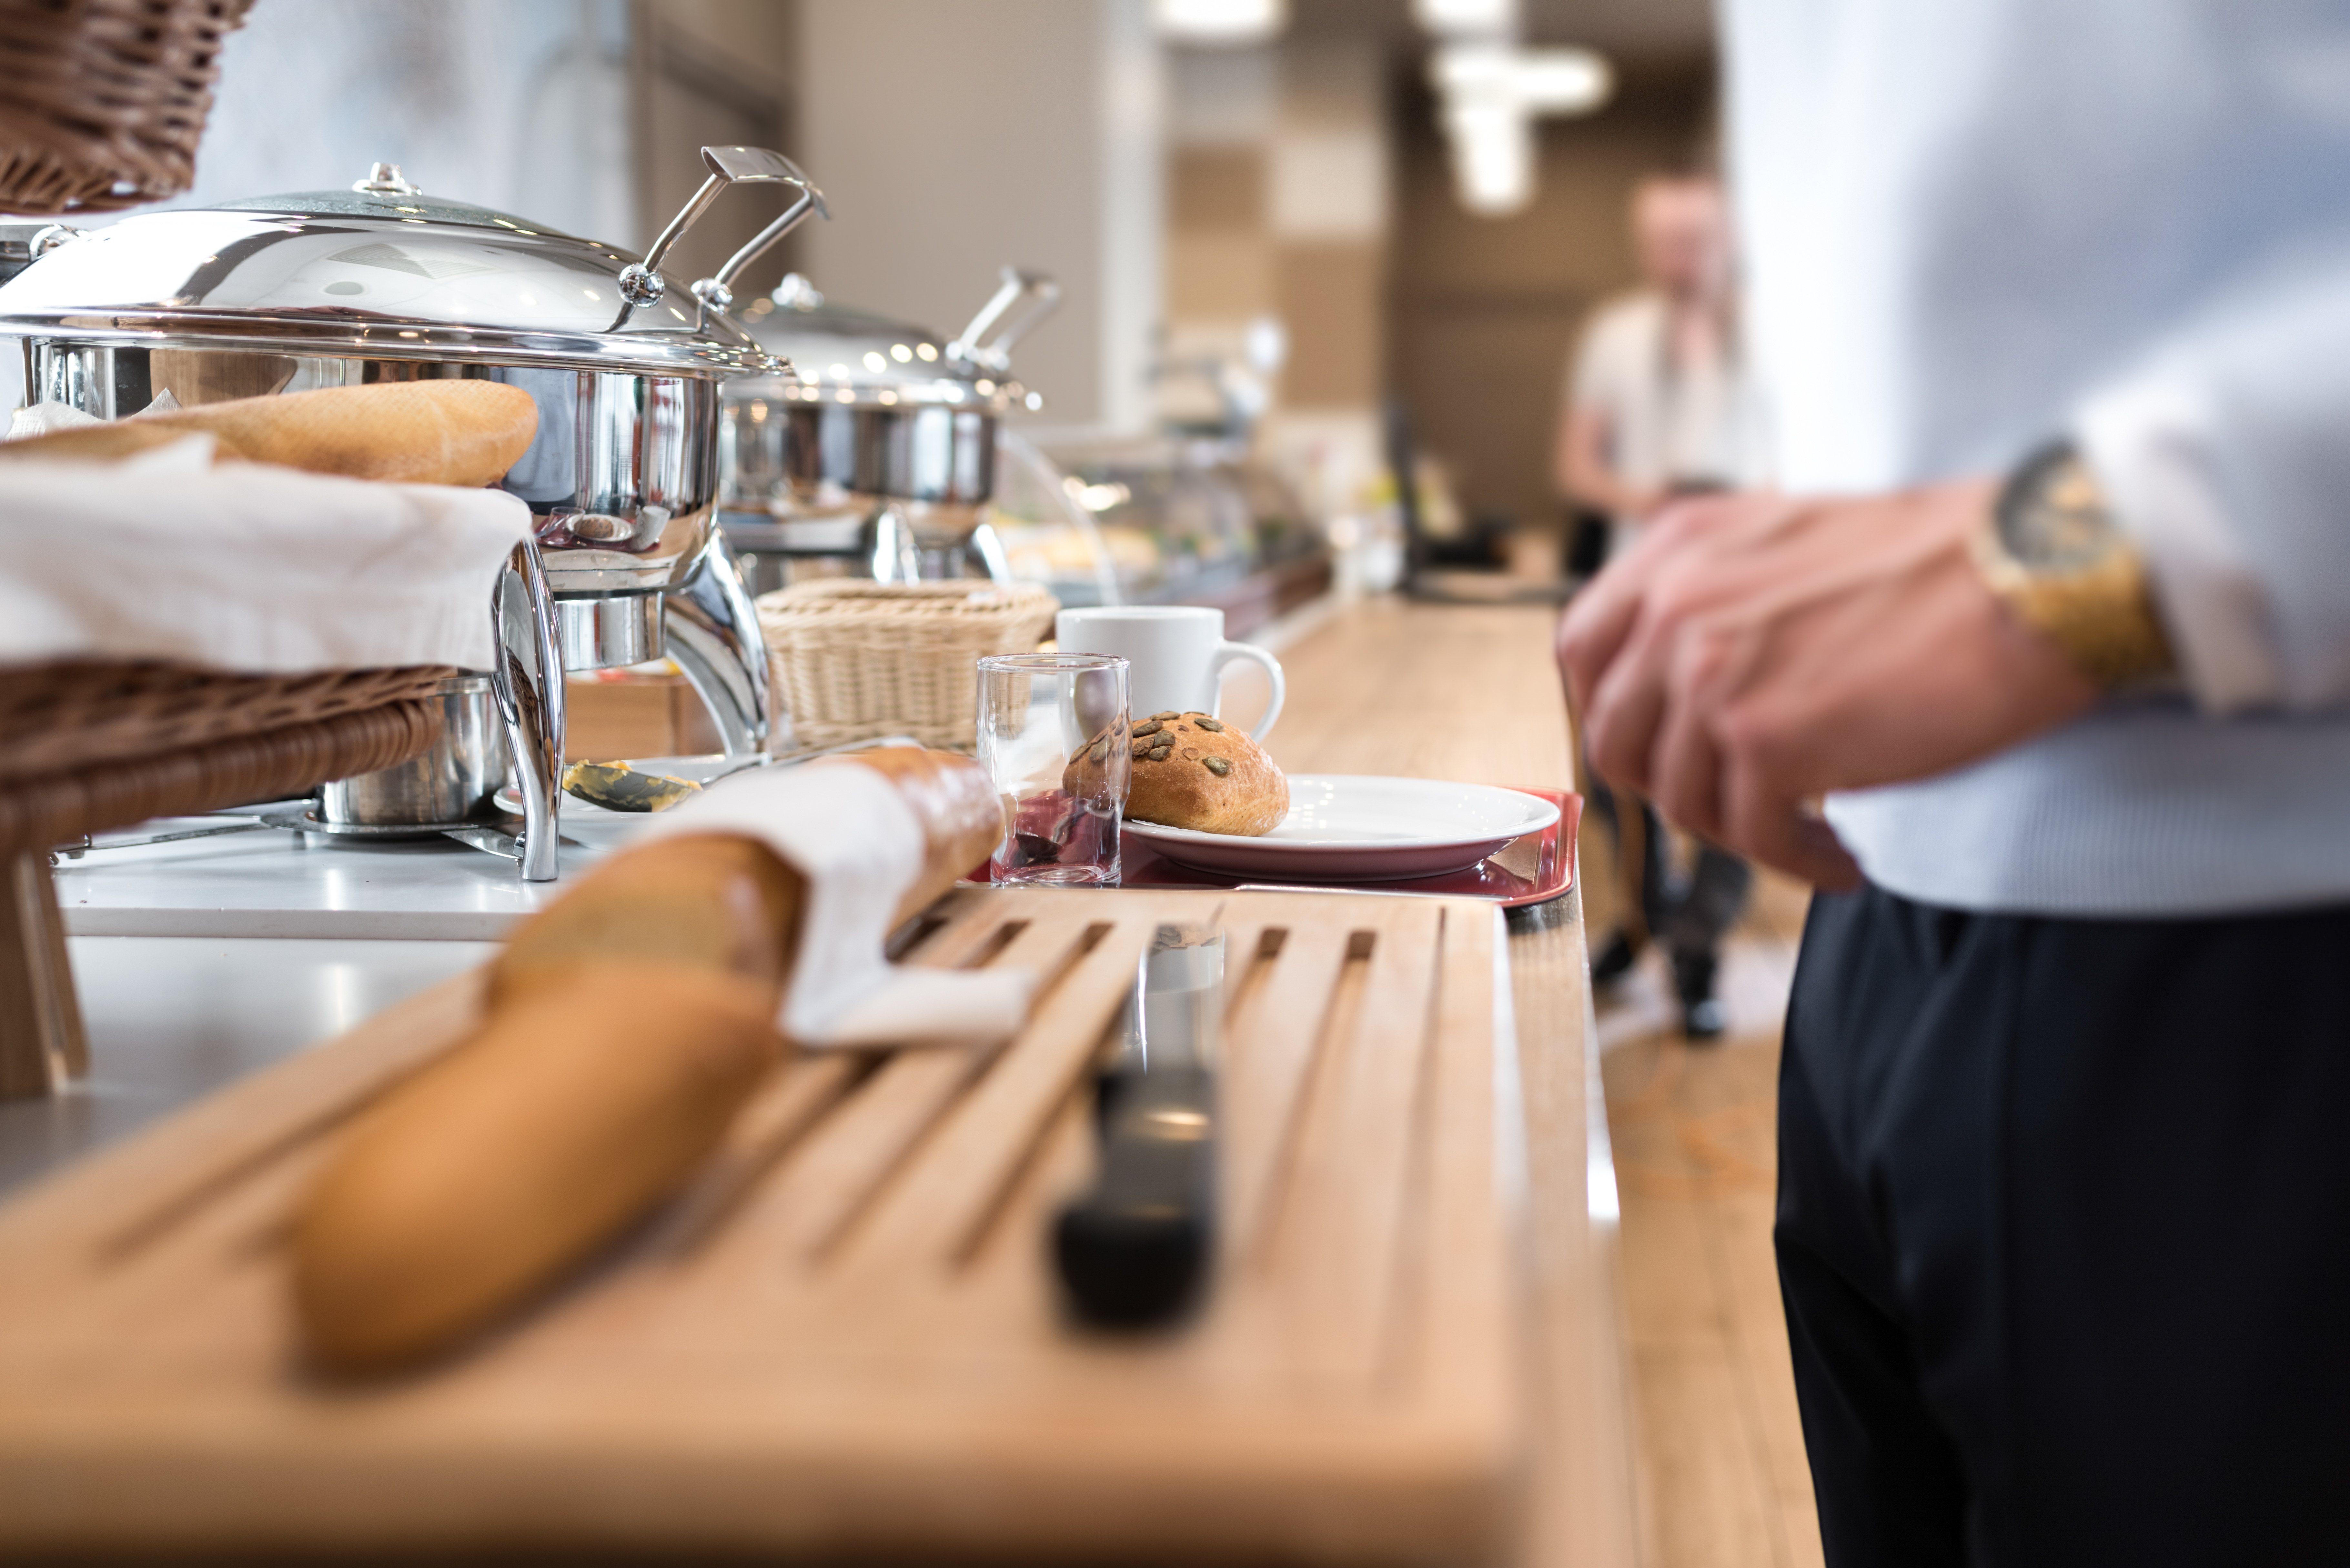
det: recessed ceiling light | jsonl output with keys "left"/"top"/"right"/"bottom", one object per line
{"left": 1512, "top": 48, "right": 1612, "bottom": 113}
{"left": 1152, "top": 0, "right": 1287, "bottom": 45}
{"left": 1413, "top": 0, "right": 1517, "bottom": 36}
{"left": 1430, "top": 42, "right": 1613, "bottom": 215}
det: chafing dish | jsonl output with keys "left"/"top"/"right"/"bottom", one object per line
{"left": 719, "top": 268, "right": 1058, "bottom": 586}
{"left": 0, "top": 148, "right": 824, "bottom": 878}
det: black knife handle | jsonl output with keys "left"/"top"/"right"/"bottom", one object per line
{"left": 1054, "top": 1064, "right": 1215, "bottom": 1328}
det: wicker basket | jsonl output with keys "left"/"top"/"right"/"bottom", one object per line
{"left": 0, "top": 0, "right": 253, "bottom": 215}
{"left": 758, "top": 581, "right": 1059, "bottom": 754}
{"left": 0, "top": 661, "right": 451, "bottom": 856}
{"left": 0, "top": 663, "right": 450, "bottom": 785}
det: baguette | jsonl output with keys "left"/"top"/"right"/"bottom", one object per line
{"left": 827, "top": 746, "right": 1005, "bottom": 926}
{"left": 290, "top": 748, "right": 1001, "bottom": 1373}
{"left": 489, "top": 833, "right": 803, "bottom": 1010}
{"left": 0, "top": 380, "right": 541, "bottom": 487}
{"left": 292, "top": 969, "right": 782, "bottom": 1372}
{"left": 0, "top": 421, "right": 200, "bottom": 465}
{"left": 489, "top": 749, "right": 1000, "bottom": 1010}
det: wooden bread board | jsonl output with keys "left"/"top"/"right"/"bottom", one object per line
{"left": 0, "top": 887, "right": 1530, "bottom": 1563}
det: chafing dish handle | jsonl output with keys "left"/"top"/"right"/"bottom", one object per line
{"left": 696, "top": 180, "right": 830, "bottom": 316}
{"left": 490, "top": 540, "right": 565, "bottom": 882}
{"left": 619, "top": 146, "right": 828, "bottom": 313}
{"left": 947, "top": 268, "right": 1063, "bottom": 372}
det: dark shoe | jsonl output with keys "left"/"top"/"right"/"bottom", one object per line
{"left": 1672, "top": 950, "right": 1726, "bottom": 1042}
{"left": 1591, "top": 930, "right": 1640, "bottom": 988}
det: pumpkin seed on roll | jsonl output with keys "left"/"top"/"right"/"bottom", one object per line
{"left": 1087, "top": 710, "right": 1289, "bottom": 837}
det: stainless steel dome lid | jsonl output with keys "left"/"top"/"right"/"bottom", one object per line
{"left": 729, "top": 269, "right": 1058, "bottom": 411}
{"left": 0, "top": 153, "right": 825, "bottom": 378}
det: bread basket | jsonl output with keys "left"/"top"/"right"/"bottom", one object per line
{"left": 0, "top": 0, "right": 253, "bottom": 215}
{"left": 0, "top": 662, "right": 451, "bottom": 854}
{"left": 758, "top": 581, "right": 1058, "bottom": 754}
{"left": 0, "top": 659, "right": 448, "bottom": 1099}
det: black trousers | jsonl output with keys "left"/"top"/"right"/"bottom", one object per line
{"left": 1779, "top": 884, "right": 2350, "bottom": 1567}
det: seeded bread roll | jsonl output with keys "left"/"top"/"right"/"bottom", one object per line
{"left": 1105, "top": 710, "right": 1289, "bottom": 837}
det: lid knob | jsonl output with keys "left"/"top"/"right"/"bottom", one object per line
{"left": 352, "top": 162, "right": 422, "bottom": 196}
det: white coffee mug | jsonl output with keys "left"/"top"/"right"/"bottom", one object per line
{"left": 1054, "top": 605, "right": 1286, "bottom": 739}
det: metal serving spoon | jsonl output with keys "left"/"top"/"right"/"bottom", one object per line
{"left": 559, "top": 761, "right": 703, "bottom": 813}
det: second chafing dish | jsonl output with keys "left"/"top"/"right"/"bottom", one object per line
{"left": 718, "top": 268, "right": 1059, "bottom": 583}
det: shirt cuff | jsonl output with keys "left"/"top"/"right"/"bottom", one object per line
{"left": 2076, "top": 376, "right": 2284, "bottom": 711}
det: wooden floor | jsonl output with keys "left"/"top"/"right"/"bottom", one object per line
{"left": 1580, "top": 822, "right": 1827, "bottom": 1568}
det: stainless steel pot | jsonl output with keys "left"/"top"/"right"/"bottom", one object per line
{"left": 319, "top": 674, "right": 509, "bottom": 827}
{"left": 718, "top": 268, "right": 1057, "bottom": 580}
{"left": 0, "top": 151, "right": 819, "bottom": 625}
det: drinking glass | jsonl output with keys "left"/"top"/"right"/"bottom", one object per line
{"left": 977, "top": 652, "right": 1129, "bottom": 885}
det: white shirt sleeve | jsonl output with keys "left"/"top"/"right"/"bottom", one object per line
{"left": 1569, "top": 296, "right": 1644, "bottom": 415}
{"left": 1568, "top": 296, "right": 1671, "bottom": 501}
{"left": 2077, "top": 237, "right": 2350, "bottom": 712}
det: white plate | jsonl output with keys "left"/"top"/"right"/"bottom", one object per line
{"left": 1123, "top": 774, "right": 1560, "bottom": 882}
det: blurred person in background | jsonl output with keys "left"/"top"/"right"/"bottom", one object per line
{"left": 1561, "top": 6, "right": 2350, "bottom": 1564}
{"left": 1558, "top": 172, "right": 1770, "bottom": 1039}
{"left": 1558, "top": 173, "right": 1768, "bottom": 560}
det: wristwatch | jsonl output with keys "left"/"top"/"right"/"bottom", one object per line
{"left": 1975, "top": 441, "right": 2177, "bottom": 687}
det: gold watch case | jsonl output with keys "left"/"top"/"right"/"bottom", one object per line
{"left": 1976, "top": 444, "right": 2176, "bottom": 688}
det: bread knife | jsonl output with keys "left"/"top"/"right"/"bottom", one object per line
{"left": 1054, "top": 921, "right": 1221, "bottom": 1328}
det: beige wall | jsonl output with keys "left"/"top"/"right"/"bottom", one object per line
{"left": 1162, "top": 35, "right": 1389, "bottom": 417}
{"left": 1387, "top": 66, "right": 1714, "bottom": 529}
{"left": 790, "top": 0, "right": 1163, "bottom": 436}
{"left": 630, "top": 0, "right": 801, "bottom": 300}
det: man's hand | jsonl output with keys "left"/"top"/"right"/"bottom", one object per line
{"left": 1555, "top": 481, "right": 2100, "bottom": 888}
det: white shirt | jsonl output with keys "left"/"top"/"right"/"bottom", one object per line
{"left": 1569, "top": 292, "right": 1769, "bottom": 555}
{"left": 1721, "top": 0, "right": 2350, "bottom": 914}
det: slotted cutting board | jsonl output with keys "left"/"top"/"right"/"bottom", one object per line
{"left": 0, "top": 887, "right": 1529, "bottom": 1563}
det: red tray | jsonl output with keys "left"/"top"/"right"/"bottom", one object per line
{"left": 972, "top": 787, "right": 1580, "bottom": 908}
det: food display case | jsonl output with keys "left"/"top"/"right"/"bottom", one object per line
{"left": 996, "top": 434, "right": 1331, "bottom": 632}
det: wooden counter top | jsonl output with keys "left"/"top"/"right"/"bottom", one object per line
{"left": 1261, "top": 597, "right": 1639, "bottom": 1568}
{"left": 0, "top": 596, "right": 1637, "bottom": 1566}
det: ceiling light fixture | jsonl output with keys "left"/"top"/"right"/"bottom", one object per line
{"left": 1411, "top": 0, "right": 1518, "bottom": 38}
{"left": 1151, "top": 0, "right": 1288, "bottom": 46}
{"left": 1509, "top": 47, "right": 1611, "bottom": 113}
{"left": 1426, "top": 37, "right": 1611, "bottom": 215}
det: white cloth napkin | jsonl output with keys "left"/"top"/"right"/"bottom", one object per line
{"left": 638, "top": 761, "right": 1033, "bottom": 1050}
{"left": 9, "top": 393, "right": 183, "bottom": 439}
{"left": 0, "top": 447, "right": 533, "bottom": 674}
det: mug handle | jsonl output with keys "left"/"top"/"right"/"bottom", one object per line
{"left": 1210, "top": 641, "right": 1286, "bottom": 740}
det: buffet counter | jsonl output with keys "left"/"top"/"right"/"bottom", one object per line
{"left": 1261, "top": 597, "right": 1638, "bottom": 1568}
{"left": 2, "top": 595, "right": 1636, "bottom": 1567}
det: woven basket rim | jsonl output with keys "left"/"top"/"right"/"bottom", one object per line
{"left": 763, "top": 580, "right": 1055, "bottom": 600}
{"left": 756, "top": 581, "right": 1058, "bottom": 622}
